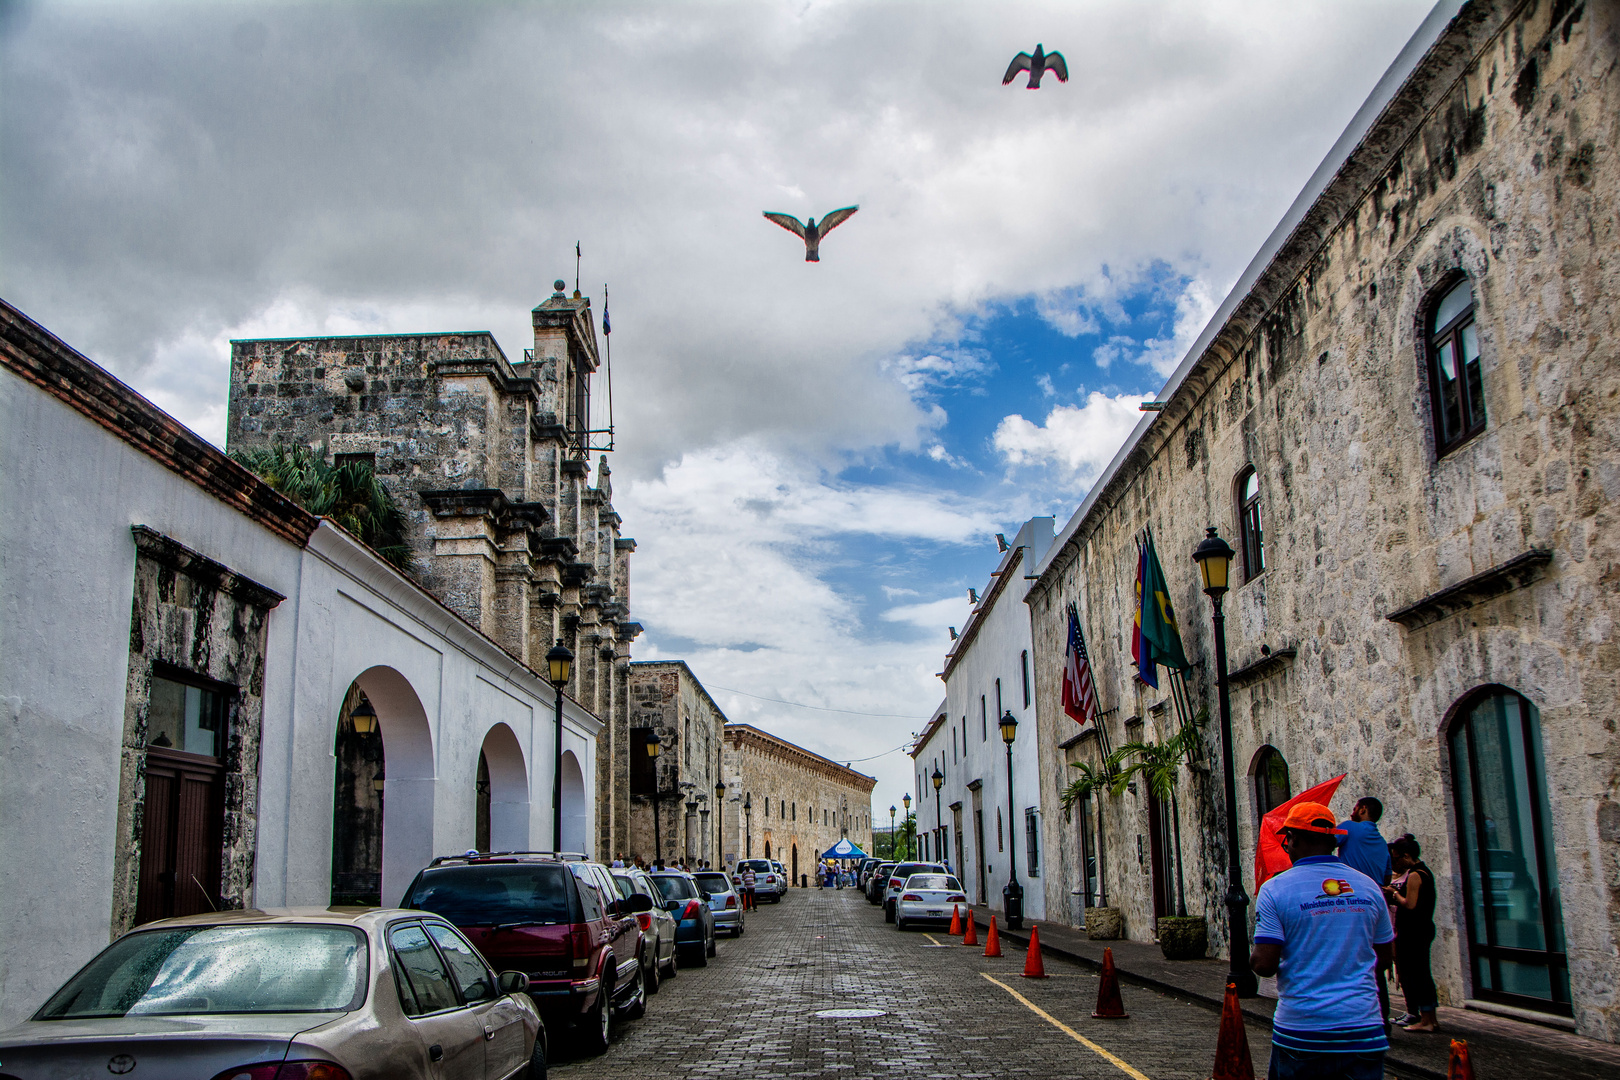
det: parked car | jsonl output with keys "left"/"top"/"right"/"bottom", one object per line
{"left": 692, "top": 870, "right": 744, "bottom": 937}
{"left": 735, "top": 859, "right": 785, "bottom": 902}
{"left": 612, "top": 867, "right": 678, "bottom": 993}
{"left": 0, "top": 907, "right": 543, "bottom": 1080}
{"left": 894, "top": 873, "right": 970, "bottom": 931}
{"left": 882, "top": 862, "right": 948, "bottom": 922}
{"left": 771, "top": 860, "right": 791, "bottom": 892}
{"left": 400, "top": 853, "right": 650, "bottom": 1055}
{"left": 650, "top": 872, "right": 717, "bottom": 965}
{"left": 855, "top": 858, "right": 881, "bottom": 891}
{"left": 866, "top": 862, "right": 896, "bottom": 904}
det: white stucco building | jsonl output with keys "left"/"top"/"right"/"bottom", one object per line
{"left": 0, "top": 299, "right": 600, "bottom": 1026}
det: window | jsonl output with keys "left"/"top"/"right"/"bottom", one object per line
{"left": 996, "top": 808, "right": 1003, "bottom": 852}
{"left": 1449, "top": 688, "right": 1569, "bottom": 1013}
{"left": 1021, "top": 651, "right": 1031, "bottom": 707}
{"left": 980, "top": 697, "right": 987, "bottom": 742}
{"left": 684, "top": 718, "right": 691, "bottom": 765}
{"left": 1237, "top": 467, "right": 1264, "bottom": 582}
{"left": 390, "top": 924, "right": 460, "bottom": 1015}
{"left": 791, "top": 803, "right": 796, "bottom": 821}
{"left": 1252, "top": 746, "right": 1291, "bottom": 821}
{"left": 1078, "top": 794, "right": 1098, "bottom": 907}
{"left": 148, "top": 671, "right": 229, "bottom": 758}
{"left": 764, "top": 797, "right": 769, "bottom": 819}
{"left": 994, "top": 678, "right": 1002, "bottom": 720}
{"left": 1024, "top": 808, "right": 1040, "bottom": 878}
{"left": 425, "top": 923, "right": 494, "bottom": 1003}
{"left": 630, "top": 726, "right": 655, "bottom": 795}
{"left": 1427, "top": 277, "right": 1486, "bottom": 455}
{"left": 780, "top": 799, "right": 785, "bottom": 819}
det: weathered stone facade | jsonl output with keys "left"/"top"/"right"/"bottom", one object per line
{"left": 624, "top": 661, "right": 727, "bottom": 865}
{"left": 1026, "top": 0, "right": 1620, "bottom": 1039}
{"left": 227, "top": 283, "right": 642, "bottom": 856}
{"left": 720, "top": 724, "right": 877, "bottom": 885}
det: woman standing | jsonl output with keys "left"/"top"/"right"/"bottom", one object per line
{"left": 1384, "top": 834, "right": 1440, "bottom": 1032}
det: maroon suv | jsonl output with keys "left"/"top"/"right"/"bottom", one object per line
{"left": 401, "top": 854, "right": 651, "bottom": 1055}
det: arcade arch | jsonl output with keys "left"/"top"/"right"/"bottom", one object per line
{"left": 476, "top": 723, "right": 530, "bottom": 853}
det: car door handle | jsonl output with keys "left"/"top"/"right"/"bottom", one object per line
{"left": 429, "top": 1044, "right": 443, "bottom": 1062}
{"left": 484, "top": 1025, "right": 495, "bottom": 1041}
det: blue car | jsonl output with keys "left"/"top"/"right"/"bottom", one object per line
{"left": 651, "top": 872, "right": 717, "bottom": 966}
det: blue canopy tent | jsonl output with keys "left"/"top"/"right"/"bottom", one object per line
{"left": 819, "top": 838, "right": 868, "bottom": 861}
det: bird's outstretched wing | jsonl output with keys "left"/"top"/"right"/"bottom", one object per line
{"left": 1003, "top": 52, "right": 1033, "bottom": 85}
{"left": 1044, "top": 50, "right": 1069, "bottom": 82}
{"left": 763, "top": 212, "right": 806, "bottom": 237}
{"left": 816, "top": 206, "right": 859, "bottom": 234}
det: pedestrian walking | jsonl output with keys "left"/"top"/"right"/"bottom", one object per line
{"left": 1337, "top": 797, "right": 1394, "bottom": 1029}
{"left": 1251, "top": 801, "right": 1394, "bottom": 1080}
{"left": 1384, "top": 834, "right": 1440, "bottom": 1033}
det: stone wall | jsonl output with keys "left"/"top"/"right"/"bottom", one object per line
{"left": 1027, "top": 0, "right": 1620, "bottom": 1039}
{"left": 624, "top": 661, "right": 726, "bottom": 865}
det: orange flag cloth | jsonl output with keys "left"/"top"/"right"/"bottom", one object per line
{"left": 1254, "top": 774, "right": 1346, "bottom": 892}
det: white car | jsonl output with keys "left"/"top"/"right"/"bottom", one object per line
{"left": 894, "top": 872, "right": 970, "bottom": 930}
{"left": 882, "top": 861, "right": 947, "bottom": 922}
{"left": 735, "top": 859, "right": 785, "bottom": 902}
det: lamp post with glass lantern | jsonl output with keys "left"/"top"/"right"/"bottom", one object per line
{"left": 888, "top": 805, "right": 896, "bottom": 860}
{"left": 545, "top": 641, "right": 573, "bottom": 852}
{"left": 931, "top": 766, "right": 944, "bottom": 868}
{"left": 902, "top": 793, "right": 912, "bottom": 860}
{"left": 1000, "top": 710, "right": 1024, "bottom": 929}
{"left": 644, "top": 729, "right": 663, "bottom": 867}
{"left": 1192, "top": 526, "right": 1257, "bottom": 996}
{"left": 714, "top": 779, "right": 726, "bottom": 867}
{"left": 743, "top": 793, "right": 752, "bottom": 858}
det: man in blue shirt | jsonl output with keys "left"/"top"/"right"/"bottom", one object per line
{"left": 1337, "top": 797, "right": 1393, "bottom": 1029}
{"left": 1252, "top": 801, "right": 1394, "bottom": 1080}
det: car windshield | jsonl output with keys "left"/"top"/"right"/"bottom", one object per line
{"left": 693, "top": 873, "right": 730, "bottom": 893}
{"left": 890, "top": 864, "right": 942, "bottom": 882}
{"left": 905, "top": 875, "right": 960, "bottom": 891}
{"left": 404, "top": 863, "right": 573, "bottom": 926}
{"left": 653, "top": 875, "right": 698, "bottom": 901}
{"left": 36, "top": 925, "right": 367, "bottom": 1019}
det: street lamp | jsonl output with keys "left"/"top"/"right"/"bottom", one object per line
{"left": 685, "top": 797, "right": 698, "bottom": 865}
{"left": 888, "top": 805, "right": 896, "bottom": 859}
{"left": 1192, "top": 526, "right": 1257, "bottom": 997}
{"left": 545, "top": 640, "right": 573, "bottom": 852}
{"left": 714, "top": 779, "right": 726, "bottom": 866}
{"left": 645, "top": 729, "right": 663, "bottom": 868}
{"left": 743, "top": 792, "right": 753, "bottom": 858}
{"left": 931, "top": 766, "right": 944, "bottom": 869}
{"left": 1000, "top": 710, "right": 1024, "bottom": 929}
{"left": 349, "top": 697, "right": 378, "bottom": 735}
{"left": 902, "top": 793, "right": 911, "bottom": 860}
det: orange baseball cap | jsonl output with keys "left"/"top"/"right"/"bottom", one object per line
{"left": 1277, "top": 801, "right": 1347, "bottom": 837}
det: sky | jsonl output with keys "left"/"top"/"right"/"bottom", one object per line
{"left": 1, "top": 0, "right": 1436, "bottom": 810}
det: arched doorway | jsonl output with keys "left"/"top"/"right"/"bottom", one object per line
{"left": 559, "top": 750, "right": 586, "bottom": 854}
{"left": 1448, "top": 688, "right": 1569, "bottom": 1014}
{"left": 791, "top": 843, "right": 798, "bottom": 886}
{"left": 330, "top": 666, "right": 434, "bottom": 908}
{"left": 477, "top": 723, "right": 529, "bottom": 853}
{"left": 764, "top": 839, "right": 772, "bottom": 859}
{"left": 1250, "top": 745, "right": 1292, "bottom": 825}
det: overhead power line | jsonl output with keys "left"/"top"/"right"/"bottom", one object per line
{"left": 704, "top": 683, "right": 929, "bottom": 720}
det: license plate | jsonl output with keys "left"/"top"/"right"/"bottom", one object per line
{"left": 927, "top": 910, "right": 944, "bottom": 917}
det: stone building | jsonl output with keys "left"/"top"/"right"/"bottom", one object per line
{"left": 720, "top": 725, "right": 877, "bottom": 886}
{"left": 227, "top": 280, "right": 642, "bottom": 858}
{"left": 1024, "top": 1, "right": 1620, "bottom": 1039}
{"left": 625, "top": 661, "right": 727, "bottom": 866}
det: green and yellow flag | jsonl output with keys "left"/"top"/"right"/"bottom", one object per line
{"left": 1139, "top": 532, "right": 1188, "bottom": 677}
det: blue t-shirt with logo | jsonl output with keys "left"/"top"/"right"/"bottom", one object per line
{"left": 1254, "top": 854, "right": 1393, "bottom": 1054}
{"left": 1337, "top": 820, "right": 1391, "bottom": 884}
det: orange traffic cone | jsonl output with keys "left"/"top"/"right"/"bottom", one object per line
{"left": 1447, "top": 1039, "right": 1474, "bottom": 1080}
{"left": 1211, "top": 982, "right": 1254, "bottom": 1080}
{"left": 963, "top": 911, "right": 979, "bottom": 946}
{"left": 1021, "top": 925, "right": 1047, "bottom": 978}
{"left": 984, "top": 915, "right": 1003, "bottom": 957}
{"left": 1091, "top": 946, "right": 1128, "bottom": 1017}
{"left": 949, "top": 905, "right": 962, "bottom": 936}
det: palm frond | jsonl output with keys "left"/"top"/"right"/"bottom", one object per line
{"left": 233, "top": 444, "right": 412, "bottom": 572}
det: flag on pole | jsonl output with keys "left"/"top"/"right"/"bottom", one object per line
{"left": 1139, "top": 531, "right": 1189, "bottom": 674}
{"left": 1131, "top": 539, "right": 1154, "bottom": 687}
{"left": 603, "top": 288, "right": 611, "bottom": 335}
{"left": 1062, "top": 604, "right": 1101, "bottom": 726}
{"left": 1255, "top": 774, "right": 1346, "bottom": 890}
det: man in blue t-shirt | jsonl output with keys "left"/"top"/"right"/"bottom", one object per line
{"left": 1337, "top": 796, "right": 1393, "bottom": 1029}
{"left": 1252, "top": 801, "right": 1394, "bottom": 1080}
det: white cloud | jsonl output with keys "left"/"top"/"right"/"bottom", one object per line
{"left": 882, "top": 596, "right": 973, "bottom": 630}
{"left": 992, "top": 391, "right": 1144, "bottom": 486}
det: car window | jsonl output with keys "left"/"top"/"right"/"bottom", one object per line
{"left": 390, "top": 924, "right": 461, "bottom": 1016}
{"left": 403, "top": 864, "right": 573, "bottom": 926}
{"left": 653, "top": 876, "right": 697, "bottom": 901}
{"left": 425, "top": 924, "right": 494, "bottom": 1004}
{"left": 611, "top": 875, "right": 636, "bottom": 900}
{"left": 34, "top": 925, "right": 366, "bottom": 1020}
{"left": 693, "top": 873, "right": 730, "bottom": 893}
{"left": 906, "top": 875, "right": 956, "bottom": 891}
{"left": 738, "top": 860, "right": 770, "bottom": 873}
{"left": 572, "top": 871, "right": 605, "bottom": 922}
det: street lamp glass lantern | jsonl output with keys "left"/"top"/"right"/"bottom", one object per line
{"left": 902, "top": 793, "right": 911, "bottom": 811}
{"left": 999, "top": 709, "right": 1018, "bottom": 745}
{"left": 1192, "top": 526, "right": 1235, "bottom": 597}
{"left": 350, "top": 698, "right": 378, "bottom": 735}
{"left": 644, "top": 729, "right": 661, "bottom": 758}
{"left": 715, "top": 779, "right": 726, "bottom": 798}
{"left": 931, "top": 767, "right": 943, "bottom": 791}
{"left": 545, "top": 640, "right": 574, "bottom": 689}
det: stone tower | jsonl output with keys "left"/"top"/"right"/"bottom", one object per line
{"left": 226, "top": 279, "right": 640, "bottom": 857}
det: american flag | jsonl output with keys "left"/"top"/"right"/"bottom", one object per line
{"left": 1062, "top": 603, "right": 1101, "bottom": 726}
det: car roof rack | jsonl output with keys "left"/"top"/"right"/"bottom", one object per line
{"left": 426, "top": 850, "right": 590, "bottom": 867}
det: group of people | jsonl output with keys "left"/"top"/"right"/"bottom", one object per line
{"left": 1252, "top": 795, "right": 1438, "bottom": 1080}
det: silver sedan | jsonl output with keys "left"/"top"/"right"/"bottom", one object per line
{"left": 0, "top": 907, "right": 543, "bottom": 1080}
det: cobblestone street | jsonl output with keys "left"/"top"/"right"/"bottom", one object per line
{"left": 551, "top": 886, "right": 1273, "bottom": 1079}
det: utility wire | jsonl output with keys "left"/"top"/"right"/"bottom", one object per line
{"left": 704, "top": 683, "right": 929, "bottom": 720}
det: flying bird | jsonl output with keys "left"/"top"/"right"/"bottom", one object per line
{"left": 1003, "top": 44, "right": 1068, "bottom": 88}
{"left": 762, "top": 206, "right": 859, "bottom": 262}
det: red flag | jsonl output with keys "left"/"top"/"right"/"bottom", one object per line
{"left": 1254, "top": 774, "right": 1346, "bottom": 891}
{"left": 1062, "top": 605, "right": 1100, "bottom": 725}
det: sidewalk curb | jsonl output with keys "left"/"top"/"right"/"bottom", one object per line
{"left": 969, "top": 913, "right": 1445, "bottom": 1080}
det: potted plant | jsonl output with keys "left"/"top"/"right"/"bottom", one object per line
{"left": 1111, "top": 727, "right": 1207, "bottom": 960}
{"left": 1062, "top": 759, "right": 1122, "bottom": 940}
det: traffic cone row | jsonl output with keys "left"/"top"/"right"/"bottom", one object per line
{"left": 949, "top": 904, "right": 962, "bottom": 936}
{"left": 984, "top": 915, "right": 1002, "bottom": 957}
{"left": 962, "top": 910, "right": 978, "bottom": 946}
{"left": 1022, "top": 925, "right": 1047, "bottom": 978}
{"left": 1211, "top": 982, "right": 1254, "bottom": 1080}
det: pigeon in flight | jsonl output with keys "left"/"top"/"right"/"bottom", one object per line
{"left": 762, "top": 206, "right": 859, "bottom": 262}
{"left": 1003, "top": 44, "right": 1068, "bottom": 88}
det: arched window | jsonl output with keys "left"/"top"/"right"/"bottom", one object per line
{"left": 1251, "top": 745, "right": 1291, "bottom": 822}
{"left": 1449, "top": 688, "right": 1569, "bottom": 1013}
{"left": 1237, "top": 467, "right": 1264, "bottom": 582}
{"left": 1427, "top": 277, "right": 1485, "bottom": 454}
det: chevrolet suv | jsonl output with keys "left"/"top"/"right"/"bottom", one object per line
{"left": 401, "top": 853, "right": 652, "bottom": 1055}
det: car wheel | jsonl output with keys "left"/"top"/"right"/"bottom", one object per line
{"left": 666, "top": 948, "right": 678, "bottom": 977}
{"left": 896, "top": 917, "right": 908, "bottom": 931}
{"left": 645, "top": 948, "right": 661, "bottom": 995}
{"left": 619, "top": 959, "right": 646, "bottom": 1021}
{"left": 885, "top": 902, "right": 895, "bottom": 923}
{"left": 684, "top": 943, "right": 708, "bottom": 968}
{"left": 706, "top": 930, "right": 717, "bottom": 958}
{"left": 525, "top": 1025, "right": 548, "bottom": 1080}
{"left": 576, "top": 975, "right": 612, "bottom": 1056}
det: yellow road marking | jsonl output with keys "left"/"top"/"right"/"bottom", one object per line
{"left": 980, "top": 973, "right": 1153, "bottom": 1080}
{"left": 923, "top": 933, "right": 942, "bottom": 945}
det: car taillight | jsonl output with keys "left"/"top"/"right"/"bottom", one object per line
{"left": 891, "top": 878, "right": 903, "bottom": 888}
{"left": 948, "top": 894, "right": 967, "bottom": 903}
{"left": 681, "top": 900, "right": 702, "bottom": 920}
{"left": 636, "top": 912, "right": 652, "bottom": 931}
{"left": 725, "top": 895, "right": 737, "bottom": 908}
{"left": 212, "top": 1064, "right": 353, "bottom": 1080}
{"left": 765, "top": 875, "right": 775, "bottom": 882}
{"left": 901, "top": 893, "right": 923, "bottom": 902}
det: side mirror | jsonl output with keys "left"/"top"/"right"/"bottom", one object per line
{"left": 665, "top": 900, "right": 681, "bottom": 913}
{"left": 623, "top": 892, "right": 654, "bottom": 914}
{"left": 497, "top": 971, "right": 530, "bottom": 995}
{"left": 700, "top": 891, "right": 711, "bottom": 902}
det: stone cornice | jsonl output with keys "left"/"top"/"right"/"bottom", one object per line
{"left": 131, "top": 526, "right": 286, "bottom": 609}
{"left": 1386, "top": 549, "right": 1553, "bottom": 630}
{"left": 725, "top": 723, "right": 878, "bottom": 793}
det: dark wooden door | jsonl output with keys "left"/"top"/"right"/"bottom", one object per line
{"left": 1146, "top": 792, "right": 1172, "bottom": 920}
{"left": 136, "top": 747, "right": 225, "bottom": 924}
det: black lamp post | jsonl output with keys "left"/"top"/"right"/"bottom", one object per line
{"left": 902, "top": 793, "right": 911, "bottom": 860}
{"left": 1193, "top": 526, "right": 1257, "bottom": 997}
{"left": 888, "top": 805, "right": 896, "bottom": 859}
{"left": 1000, "top": 710, "right": 1024, "bottom": 929}
{"left": 931, "top": 766, "right": 944, "bottom": 867}
{"left": 545, "top": 640, "right": 573, "bottom": 852}
{"left": 743, "top": 793, "right": 752, "bottom": 858}
{"left": 685, "top": 798, "right": 698, "bottom": 865}
{"left": 645, "top": 729, "right": 663, "bottom": 867}
{"left": 714, "top": 779, "right": 726, "bottom": 866}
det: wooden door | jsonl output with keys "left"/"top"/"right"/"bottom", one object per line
{"left": 1146, "top": 791, "right": 1172, "bottom": 921}
{"left": 136, "top": 747, "right": 225, "bottom": 924}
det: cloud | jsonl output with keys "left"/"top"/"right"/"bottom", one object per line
{"left": 882, "top": 596, "right": 974, "bottom": 630}
{"left": 1089, "top": 277, "right": 1219, "bottom": 376}
{"left": 992, "top": 391, "right": 1144, "bottom": 486}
